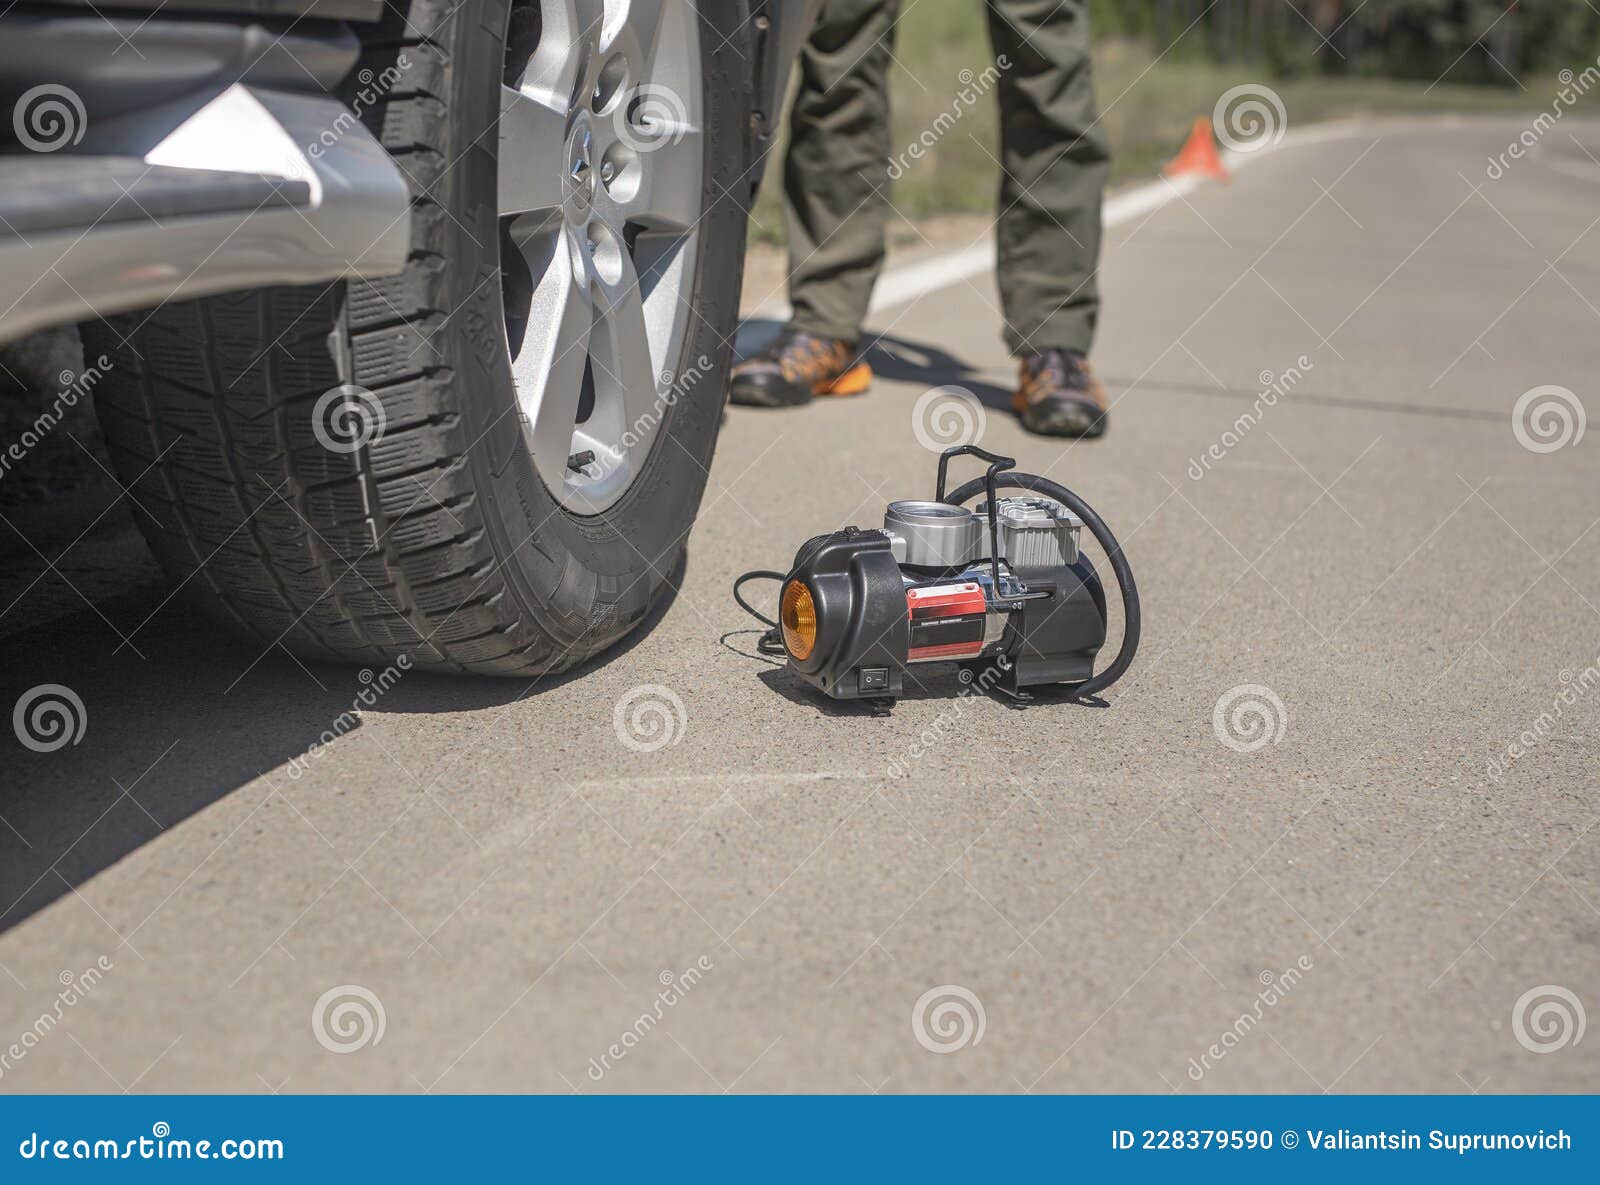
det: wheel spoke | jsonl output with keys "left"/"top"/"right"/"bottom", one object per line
{"left": 515, "top": 232, "right": 594, "bottom": 492}
{"left": 607, "top": 0, "right": 699, "bottom": 228}
{"left": 506, "top": 0, "right": 601, "bottom": 128}
{"left": 589, "top": 246, "right": 659, "bottom": 428}
{"left": 605, "top": 0, "right": 664, "bottom": 60}
{"left": 576, "top": 0, "right": 609, "bottom": 40}
{"left": 639, "top": 0, "right": 698, "bottom": 92}
{"left": 541, "top": 0, "right": 607, "bottom": 57}
{"left": 499, "top": 85, "right": 569, "bottom": 216}
{"left": 621, "top": 129, "right": 701, "bottom": 229}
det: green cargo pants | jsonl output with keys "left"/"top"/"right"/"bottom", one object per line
{"left": 783, "top": 0, "right": 1109, "bottom": 357}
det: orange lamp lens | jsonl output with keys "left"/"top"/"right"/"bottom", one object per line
{"left": 780, "top": 580, "right": 817, "bottom": 660}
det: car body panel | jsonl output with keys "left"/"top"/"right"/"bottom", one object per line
{"left": 21, "top": 0, "right": 385, "bottom": 20}
{"left": 0, "top": 0, "right": 814, "bottom": 345}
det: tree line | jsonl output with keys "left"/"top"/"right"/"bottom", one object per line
{"left": 1090, "top": 1, "right": 1600, "bottom": 84}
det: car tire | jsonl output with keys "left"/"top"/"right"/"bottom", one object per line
{"left": 84, "top": 0, "right": 747, "bottom": 675}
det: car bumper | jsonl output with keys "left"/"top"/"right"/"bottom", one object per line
{"left": 20, "top": 0, "right": 384, "bottom": 21}
{"left": 0, "top": 8, "right": 409, "bottom": 344}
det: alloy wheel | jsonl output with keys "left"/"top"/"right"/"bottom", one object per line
{"left": 499, "top": 0, "right": 704, "bottom": 514}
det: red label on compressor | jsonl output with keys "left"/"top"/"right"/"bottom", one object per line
{"left": 906, "top": 582, "right": 987, "bottom": 662}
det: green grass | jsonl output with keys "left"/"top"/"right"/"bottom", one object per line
{"left": 750, "top": 4, "right": 1545, "bottom": 245}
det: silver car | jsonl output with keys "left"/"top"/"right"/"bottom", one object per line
{"left": 1, "top": 0, "right": 812, "bottom": 674}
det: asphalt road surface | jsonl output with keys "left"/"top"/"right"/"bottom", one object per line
{"left": 2, "top": 117, "right": 1597, "bottom": 1094}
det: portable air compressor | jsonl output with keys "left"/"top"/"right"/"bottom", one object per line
{"left": 735, "top": 446, "right": 1140, "bottom": 704}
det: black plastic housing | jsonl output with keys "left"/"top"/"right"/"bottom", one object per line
{"left": 994, "top": 557, "right": 1107, "bottom": 693}
{"left": 784, "top": 528, "right": 909, "bottom": 701}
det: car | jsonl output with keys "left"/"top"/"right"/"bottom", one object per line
{"left": 0, "top": 0, "right": 814, "bottom": 675}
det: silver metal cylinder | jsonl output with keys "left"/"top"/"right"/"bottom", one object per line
{"left": 883, "top": 501, "right": 981, "bottom": 568}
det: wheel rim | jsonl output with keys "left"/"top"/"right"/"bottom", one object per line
{"left": 499, "top": 0, "right": 704, "bottom": 515}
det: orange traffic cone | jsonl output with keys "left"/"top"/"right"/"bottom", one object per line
{"left": 1163, "top": 118, "right": 1231, "bottom": 183}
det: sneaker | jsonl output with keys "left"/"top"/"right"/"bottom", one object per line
{"left": 1012, "top": 349, "right": 1109, "bottom": 438}
{"left": 729, "top": 328, "right": 872, "bottom": 408}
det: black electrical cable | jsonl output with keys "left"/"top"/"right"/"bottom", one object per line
{"left": 733, "top": 569, "right": 787, "bottom": 655}
{"left": 942, "top": 472, "right": 1141, "bottom": 700}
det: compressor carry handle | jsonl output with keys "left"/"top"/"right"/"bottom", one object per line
{"left": 934, "top": 444, "right": 1015, "bottom": 504}
{"left": 935, "top": 445, "right": 1017, "bottom": 599}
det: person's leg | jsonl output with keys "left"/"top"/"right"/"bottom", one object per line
{"left": 784, "top": 0, "right": 901, "bottom": 342}
{"left": 985, "top": 0, "right": 1108, "bottom": 357}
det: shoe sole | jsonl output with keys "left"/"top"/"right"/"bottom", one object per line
{"left": 1018, "top": 399, "right": 1109, "bottom": 438}
{"left": 730, "top": 362, "right": 872, "bottom": 408}
{"left": 729, "top": 381, "right": 810, "bottom": 408}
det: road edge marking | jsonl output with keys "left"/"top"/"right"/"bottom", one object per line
{"left": 746, "top": 119, "right": 1371, "bottom": 325}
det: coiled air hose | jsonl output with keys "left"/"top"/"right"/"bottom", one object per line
{"left": 941, "top": 471, "right": 1140, "bottom": 699}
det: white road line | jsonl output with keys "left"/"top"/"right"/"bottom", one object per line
{"left": 744, "top": 119, "right": 1371, "bottom": 331}
{"left": 1538, "top": 155, "right": 1600, "bottom": 182}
